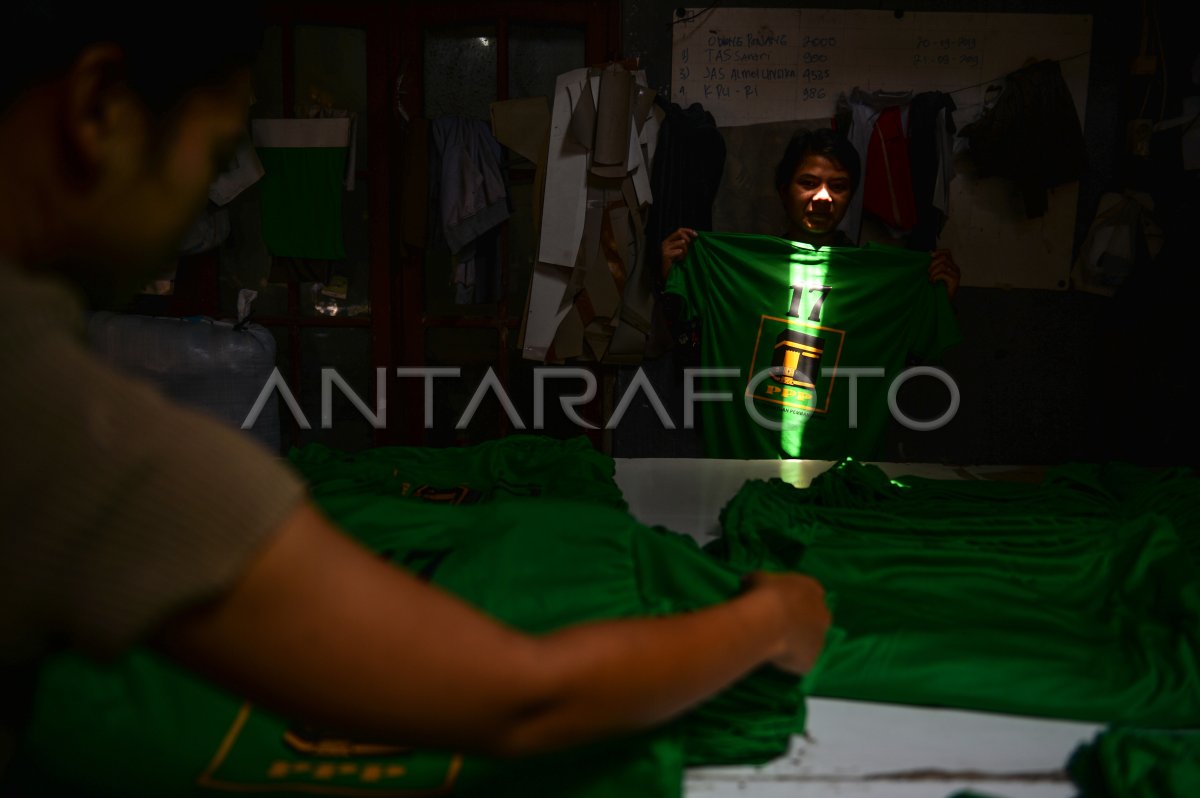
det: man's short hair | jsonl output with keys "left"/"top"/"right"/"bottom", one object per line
{"left": 773, "top": 127, "right": 861, "bottom": 195}
{"left": 3, "top": 2, "right": 264, "bottom": 112}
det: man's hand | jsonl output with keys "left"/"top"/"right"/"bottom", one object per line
{"left": 929, "top": 249, "right": 961, "bottom": 300}
{"left": 741, "top": 571, "right": 831, "bottom": 675}
{"left": 661, "top": 227, "right": 698, "bottom": 282}
{"left": 156, "top": 503, "right": 835, "bottom": 757}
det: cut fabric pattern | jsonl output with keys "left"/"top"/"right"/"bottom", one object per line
{"left": 520, "top": 65, "right": 661, "bottom": 364}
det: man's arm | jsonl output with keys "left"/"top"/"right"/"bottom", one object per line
{"left": 155, "top": 501, "right": 830, "bottom": 758}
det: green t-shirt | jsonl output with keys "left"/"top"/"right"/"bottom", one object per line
{"left": 706, "top": 459, "right": 1200, "bottom": 727}
{"left": 7, "top": 440, "right": 823, "bottom": 797}
{"left": 253, "top": 119, "right": 351, "bottom": 260}
{"left": 1067, "top": 726, "right": 1200, "bottom": 798}
{"left": 664, "top": 232, "right": 961, "bottom": 459}
{"left": 288, "top": 434, "right": 627, "bottom": 509}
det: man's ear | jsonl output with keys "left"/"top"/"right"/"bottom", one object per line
{"left": 58, "top": 43, "right": 134, "bottom": 179}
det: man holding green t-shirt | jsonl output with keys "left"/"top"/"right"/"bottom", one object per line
{"left": 658, "top": 127, "right": 963, "bottom": 460}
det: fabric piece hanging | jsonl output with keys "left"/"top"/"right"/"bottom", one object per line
{"left": 1070, "top": 191, "right": 1163, "bottom": 296}
{"left": 906, "top": 91, "right": 958, "bottom": 250}
{"left": 838, "top": 88, "right": 957, "bottom": 248}
{"left": 490, "top": 96, "right": 552, "bottom": 239}
{"left": 252, "top": 118, "right": 352, "bottom": 260}
{"left": 429, "top": 116, "right": 511, "bottom": 305}
{"left": 177, "top": 207, "right": 230, "bottom": 256}
{"left": 837, "top": 88, "right": 912, "bottom": 244}
{"left": 644, "top": 98, "right": 727, "bottom": 285}
{"left": 207, "top": 137, "right": 265, "bottom": 207}
{"left": 862, "top": 105, "right": 918, "bottom": 233}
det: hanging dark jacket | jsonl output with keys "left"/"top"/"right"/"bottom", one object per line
{"left": 959, "top": 59, "right": 1086, "bottom": 218}
{"left": 646, "top": 98, "right": 726, "bottom": 364}
{"left": 646, "top": 98, "right": 727, "bottom": 286}
{"left": 907, "top": 90, "right": 957, "bottom": 250}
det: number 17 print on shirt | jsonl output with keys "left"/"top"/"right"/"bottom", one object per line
{"left": 665, "top": 232, "right": 961, "bottom": 460}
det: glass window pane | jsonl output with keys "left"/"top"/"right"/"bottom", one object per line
{"left": 423, "top": 245, "right": 457, "bottom": 317}
{"left": 508, "top": 23, "right": 585, "bottom": 101}
{"left": 424, "top": 328, "right": 501, "bottom": 446}
{"left": 295, "top": 26, "right": 368, "bottom": 167}
{"left": 424, "top": 26, "right": 497, "bottom": 120}
{"left": 295, "top": 26, "right": 367, "bottom": 114}
{"left": 341, "top": 176, "right": 372, "bottom": 314}
{"left": 301, "top": 177, "right": 371, "bottom": 319}
{"left": 506, "top": 182, "right": 536, "bottom": 314}
{"left": 296, "top": 327, "right": 376, "bottom": 452}
{"left": 251, "top": 26, "right": 284, "bottom": 119}
{"left": 267, "top": 326, "right": 292, "bottom": 451}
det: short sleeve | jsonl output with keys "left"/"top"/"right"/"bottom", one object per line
{"left": 0, "top": 267, "right": 307, "bottom": 662}
{"left": 909, "top": 279, "right": 963, "bottom": 362}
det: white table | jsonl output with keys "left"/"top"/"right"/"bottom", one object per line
{"left": 613, "top": 458, "right": 1103, "bottom": 798}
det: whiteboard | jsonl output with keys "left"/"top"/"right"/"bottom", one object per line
{"left": 671, "top": 9, "right": 1094, "bottom": 290}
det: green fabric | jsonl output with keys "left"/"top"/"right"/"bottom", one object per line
{"left": 8, "top": 441, "right": 819, "bottom": 797}
{"left": 257, "top": 146, "right": 347, "bottom": 259}
{"left": 1068, "top": 727, "right": 1200, "bottom": 797}
{"left": 288, "top": 434, "right": 627, "bottom": 510}
{"left": 663, "top": 232, "right": 961, "bottom": 459}
{"left": 9, "top": 642, "right": 681, "bottom": 798}
{"left": 706, "top": 459, "right": 1200, "bottom": 726}
{"left": 948, "top": 723, "right": 1200, "bottom": 798}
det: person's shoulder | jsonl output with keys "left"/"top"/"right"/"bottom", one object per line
{"left": 0, "top": 259, "right": 87, "bottom": 340}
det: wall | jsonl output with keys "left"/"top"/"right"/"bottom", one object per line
{"left": 613, "top": 0, "right": 1198, "bottom": 465}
